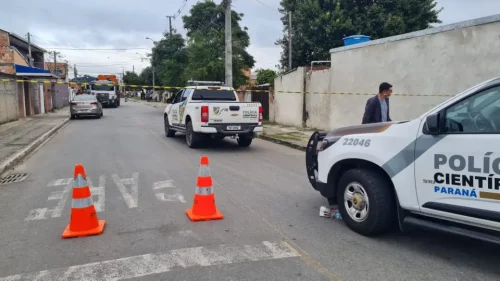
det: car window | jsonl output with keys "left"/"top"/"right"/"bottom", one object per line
{"left": 173, "top": 90, "right": 184, "bottom": 103}
{"left": 73, "top": 95, "right": 96, "bottom": 101}
{"left": 191, "top": 89, "right": 236, "bottom": 101}
{"left": 181, "top": 89, "right": 193, "bottom": 101}
{"left": 443, "top": 86, "right": 500, "bottom": 133}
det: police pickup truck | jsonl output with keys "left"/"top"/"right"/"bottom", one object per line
{"left": 306, "top": 77, "right": 500, "bottom": 244}
{"left": 164, "top": 81, "right": 263, "bottom": 148}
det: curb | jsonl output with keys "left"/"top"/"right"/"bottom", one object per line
{"left": 258, "top": 134, "right": 306, "bottom": 151}
{"left": 0, "top": 118, "right": 70, "bottom": 176}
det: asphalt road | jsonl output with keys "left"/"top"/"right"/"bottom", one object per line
{"left": 0, "top": 101, "right": 499, "bottom": 281}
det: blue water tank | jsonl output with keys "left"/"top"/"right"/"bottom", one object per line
{"left": 342, "top": 35, "right": 371, "bottom": 46}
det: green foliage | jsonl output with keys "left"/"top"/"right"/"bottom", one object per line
{"left": 256, "top": 69, "right": 277, "bottom": 86}
{"left": 123, "top": 71, "right": 142, "bottom": 85}
{"left": 276, "top": 0, "right": 442, "bottom": 69}
{"left": 143, "top": 0, "right": 255, "bottom": 89}
{"left": 139, "top": 66, "right": 154, "bottom": 86}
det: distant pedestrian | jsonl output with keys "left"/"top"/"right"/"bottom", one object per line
{"left": 362, "top": 82, "right": 393, "bottom": 124}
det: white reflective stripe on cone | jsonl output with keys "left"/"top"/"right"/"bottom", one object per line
{"left": 73, "top": 175, "right": 87, "bottom": 188}
{"left": 195, "top": 187, "right": 213, "bottom": 195}
{"left": 72, "top": 197, "right": 94, "bottom": 208}
{"left": 198, "top": 165, "right": 211, "bottom": 177}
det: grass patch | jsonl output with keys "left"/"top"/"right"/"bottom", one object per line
{"left": 271, "top": 133, "right": 304, "bottom": 141}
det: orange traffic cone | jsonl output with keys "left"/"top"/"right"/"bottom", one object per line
{"left": 186, "top": 156, "right": 224, "bottom": 221}
{"left": 62, "top": 164, "right": 106, "bottom": 238}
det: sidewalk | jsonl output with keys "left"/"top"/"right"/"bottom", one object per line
{"left": 129, "top": 98, "right": 166, "bottom": 108}
{"left": 260, "top": 122, "right": 316, "bottom": 151}
{"left": 0, "top": 107, "right": 69, "bottom": 176}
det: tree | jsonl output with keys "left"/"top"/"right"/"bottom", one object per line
{"left": 182, "top": 0, "right": 255, "bottom": 88}
{"left": 139, "top": 66, "right": 154, "bottom": 86}
{"left": 256, "top": 69, "right": 277, "bottom": 86}
{"left": 123, "top": 71, "right": 142, "bottom": 85}
{"left": 151, "top": 33, "right": 188, "bottom": 87}
{"left": 276, "top": 0, "right": 442, "bottom": 69}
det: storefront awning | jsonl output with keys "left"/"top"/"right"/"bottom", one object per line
{"left": 15, "top": 64, "right": 59, "bottom": 78}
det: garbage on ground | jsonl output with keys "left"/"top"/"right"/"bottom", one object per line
{"left": 319, "top": 206, "right": 342, "bottom": 220}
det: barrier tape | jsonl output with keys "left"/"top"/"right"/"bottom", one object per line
{"left": 0, "top": 79, "right": 455, "bottom": 97}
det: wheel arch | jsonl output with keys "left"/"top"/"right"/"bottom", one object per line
{"left": 326, "top": 158, "right": 396, "bottom": 205}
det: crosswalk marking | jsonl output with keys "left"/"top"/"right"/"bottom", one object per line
{"left": 0, "top": 241, "right": 300, "bottom": 281}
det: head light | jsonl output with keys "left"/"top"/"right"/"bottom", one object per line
{"left": 318, "top": 136, "right": 341, "bottom": 151}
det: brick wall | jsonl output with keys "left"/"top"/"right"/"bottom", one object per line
{"left": 0, "top": 30, "right": 15, "bottom": 75}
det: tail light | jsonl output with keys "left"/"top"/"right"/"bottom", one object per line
{"left": 90, "top": 102, "right": 98, "bottom": 105}
{"left": 70, "top": 102, "right": 77, "bottom": 106}
{"left": 258, "top": 106, "right": 263, "bottom": 122}
{"left": 201, "top": 106, "right": 209, "bottom": 123}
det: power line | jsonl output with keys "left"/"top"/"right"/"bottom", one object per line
{"left": 173, "top": 0, "right": 188, "bottom": 19}
{"left": 253, "top": 0, "right": 280, "bottom": 14}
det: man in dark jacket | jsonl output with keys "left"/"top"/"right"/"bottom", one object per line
{"left": 362, "top": 82, "right": 393, "bottom": 124}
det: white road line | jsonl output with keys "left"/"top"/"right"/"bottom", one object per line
{"left": 152, "top": 180, "right": 175, "bottom": 190}
{"left": 25, "top": 179, "right": 72, "bottom": 221}
{"left": 88, "top": 175, "right": 106, "bottom": 212}
{"left": 112, "top": 173, "right": 139, "bottom": 208}
{"left": 155, "top": 192, "right": 186, "bottom": 203}
{"left": 0, "top": 241, "right": 299, "bottom": 281}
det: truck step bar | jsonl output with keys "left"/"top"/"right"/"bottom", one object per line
{"left": 403, "top": 216, "right": 500, "bottom": 246}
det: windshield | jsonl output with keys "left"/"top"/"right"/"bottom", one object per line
{"left": 73, "top": 95, "right": 96, "bottom": 101}
{"left": 191, "top": 89, "right": 237, "bottom": 101}
{"left": 91, "top": 84, "right": 115, "bottom": 91}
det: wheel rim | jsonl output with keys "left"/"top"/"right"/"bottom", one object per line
{"left": 344, "top": 182, "right": 369, "bottom": 222}
{"left": 186, "top": 124, "right": 192, "bottom": 145}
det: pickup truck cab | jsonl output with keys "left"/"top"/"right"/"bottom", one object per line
{"left": 90, "top": 80, "right": 120, "bottom": 108}
{"left": 164, "top": 83, "right": 263, "bottom": 148}
{"left": 306, "top": 77, "right": 500, "bottom": 244}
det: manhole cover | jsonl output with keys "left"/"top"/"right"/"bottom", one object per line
{"left": 0, "top": 173, "right": 29, "bottom": 185}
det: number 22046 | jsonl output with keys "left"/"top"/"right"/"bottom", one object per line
{"left": 342, "top": 138, "right": 371, "bottom": 147}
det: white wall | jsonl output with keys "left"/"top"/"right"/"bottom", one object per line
{"left": 271, "top": 15, "right": 500, "bottom": 130}
{"left": 272, "top": 67, "right": 305, "bottom": 127}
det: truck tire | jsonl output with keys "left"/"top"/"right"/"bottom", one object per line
{"left": 237, "top": 133, "right": 253, "bottom": 147}
{"left": 336, "top": 168, "right": 395, "bottom": 236}
{"left": 186, "top": 121, "right": 202, "bottom": 148}
{"left": 164, "top": 116, "right": 175, "bottom": 137}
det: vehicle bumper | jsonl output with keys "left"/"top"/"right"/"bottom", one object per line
{"left": 71, "top": 108, "right": 99, "bottom": 115}
{"left": 199, "top": 124, "right": 263, "bottom": 136}
{"left": 305, "top": 131, "right": 329, "bottom": 194}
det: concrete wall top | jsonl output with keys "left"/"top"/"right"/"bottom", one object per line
{"left": 330, "top": 14, "right": 500, "bottom": 54}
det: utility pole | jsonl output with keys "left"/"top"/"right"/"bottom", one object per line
{"left": 74, "top": 64, "right": 77, "bottom": 79}
{"left": 27, "top": 33, "right": 32, "bottom": 66}
{"left": 224, "top": 0, "right": 233, "bottom": 87}
{"left": 51, "top": 51, "right": 58, "bottom": 111}
{"left": 166, "top": 16, "right": 174, "bottom": 36}
{"left": 133, "top": 65, "right": 135, "bottom": 73}
{"left": 288, "top": 11, "right": 293, "bottom": 71}
{"left": 152, "top": 66, "right": 155, "bottom": 89}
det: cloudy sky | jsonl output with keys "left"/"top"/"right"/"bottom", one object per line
{"left": 1, "top": 0, "right": 499, "bottom": 79}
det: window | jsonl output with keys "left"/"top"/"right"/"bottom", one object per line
{"left": 91, "top": 84, "right": 115, "bottom": 91}
{"left": 443, "top": 86, "right": 500, "bottom": 133}
{"left": 173, "top": 90, "right": 184, "bottom": 103}
{"left": 181, "top": 89, "right": 192, "bottom": 101}
{"left": 191, "top": 89, "right": 237, "bottom": 101}
{"left": 73, "top": 95, "right": 96, "bottom": 101}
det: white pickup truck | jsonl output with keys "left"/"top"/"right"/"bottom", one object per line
{"left": 306, "top": 77, "right": 500, "bottom": 245}
{"left": 163, "top": 84, "right": 263, "bottom": 148}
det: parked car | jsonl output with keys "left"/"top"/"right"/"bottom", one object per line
{"left": 164, "top": 82, "right": 263, "bottom": 148}
{"left": 70, "top": 94, "right": 103, "bottom": 119}
{"left": 306, "top": 77, "right": 500, "bottom": 245}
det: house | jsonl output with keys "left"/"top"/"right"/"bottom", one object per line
{"left": 0, "top": 28, "right": 59, "bottom": 125}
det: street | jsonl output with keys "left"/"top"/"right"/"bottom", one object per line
{"left": 0, "top": 101, "right": 499, "bottom": 281}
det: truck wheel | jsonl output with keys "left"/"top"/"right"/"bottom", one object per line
{"left": 237, "top": 134, "right": 253, "bottom": 147}
{"left": 336, "top": 168, "right": 395, "bottom": 236}
{"left": 186, "top": 121, "right": 202, "bottom": 148}
{"left": 164, "top": 116, "right": 175, "bottom": 137}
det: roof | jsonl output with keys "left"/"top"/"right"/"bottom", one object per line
{"left": 5, "top": 31, "right": 46, "bottom": 53}
{"left": 330, "top": 14, "right": 500, "bottom": 54}
{"left": 185, "top": 86, "right": 235, "bottom": 90}
{"left": 15, "top": 64, "right": 59, "bottom": 78}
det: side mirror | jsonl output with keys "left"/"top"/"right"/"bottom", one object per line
{"left": 166, "top": 98, "right": 173, "bottom": 104}
{"left": 425, "top": 113, "right": 440, "bottom": 135}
